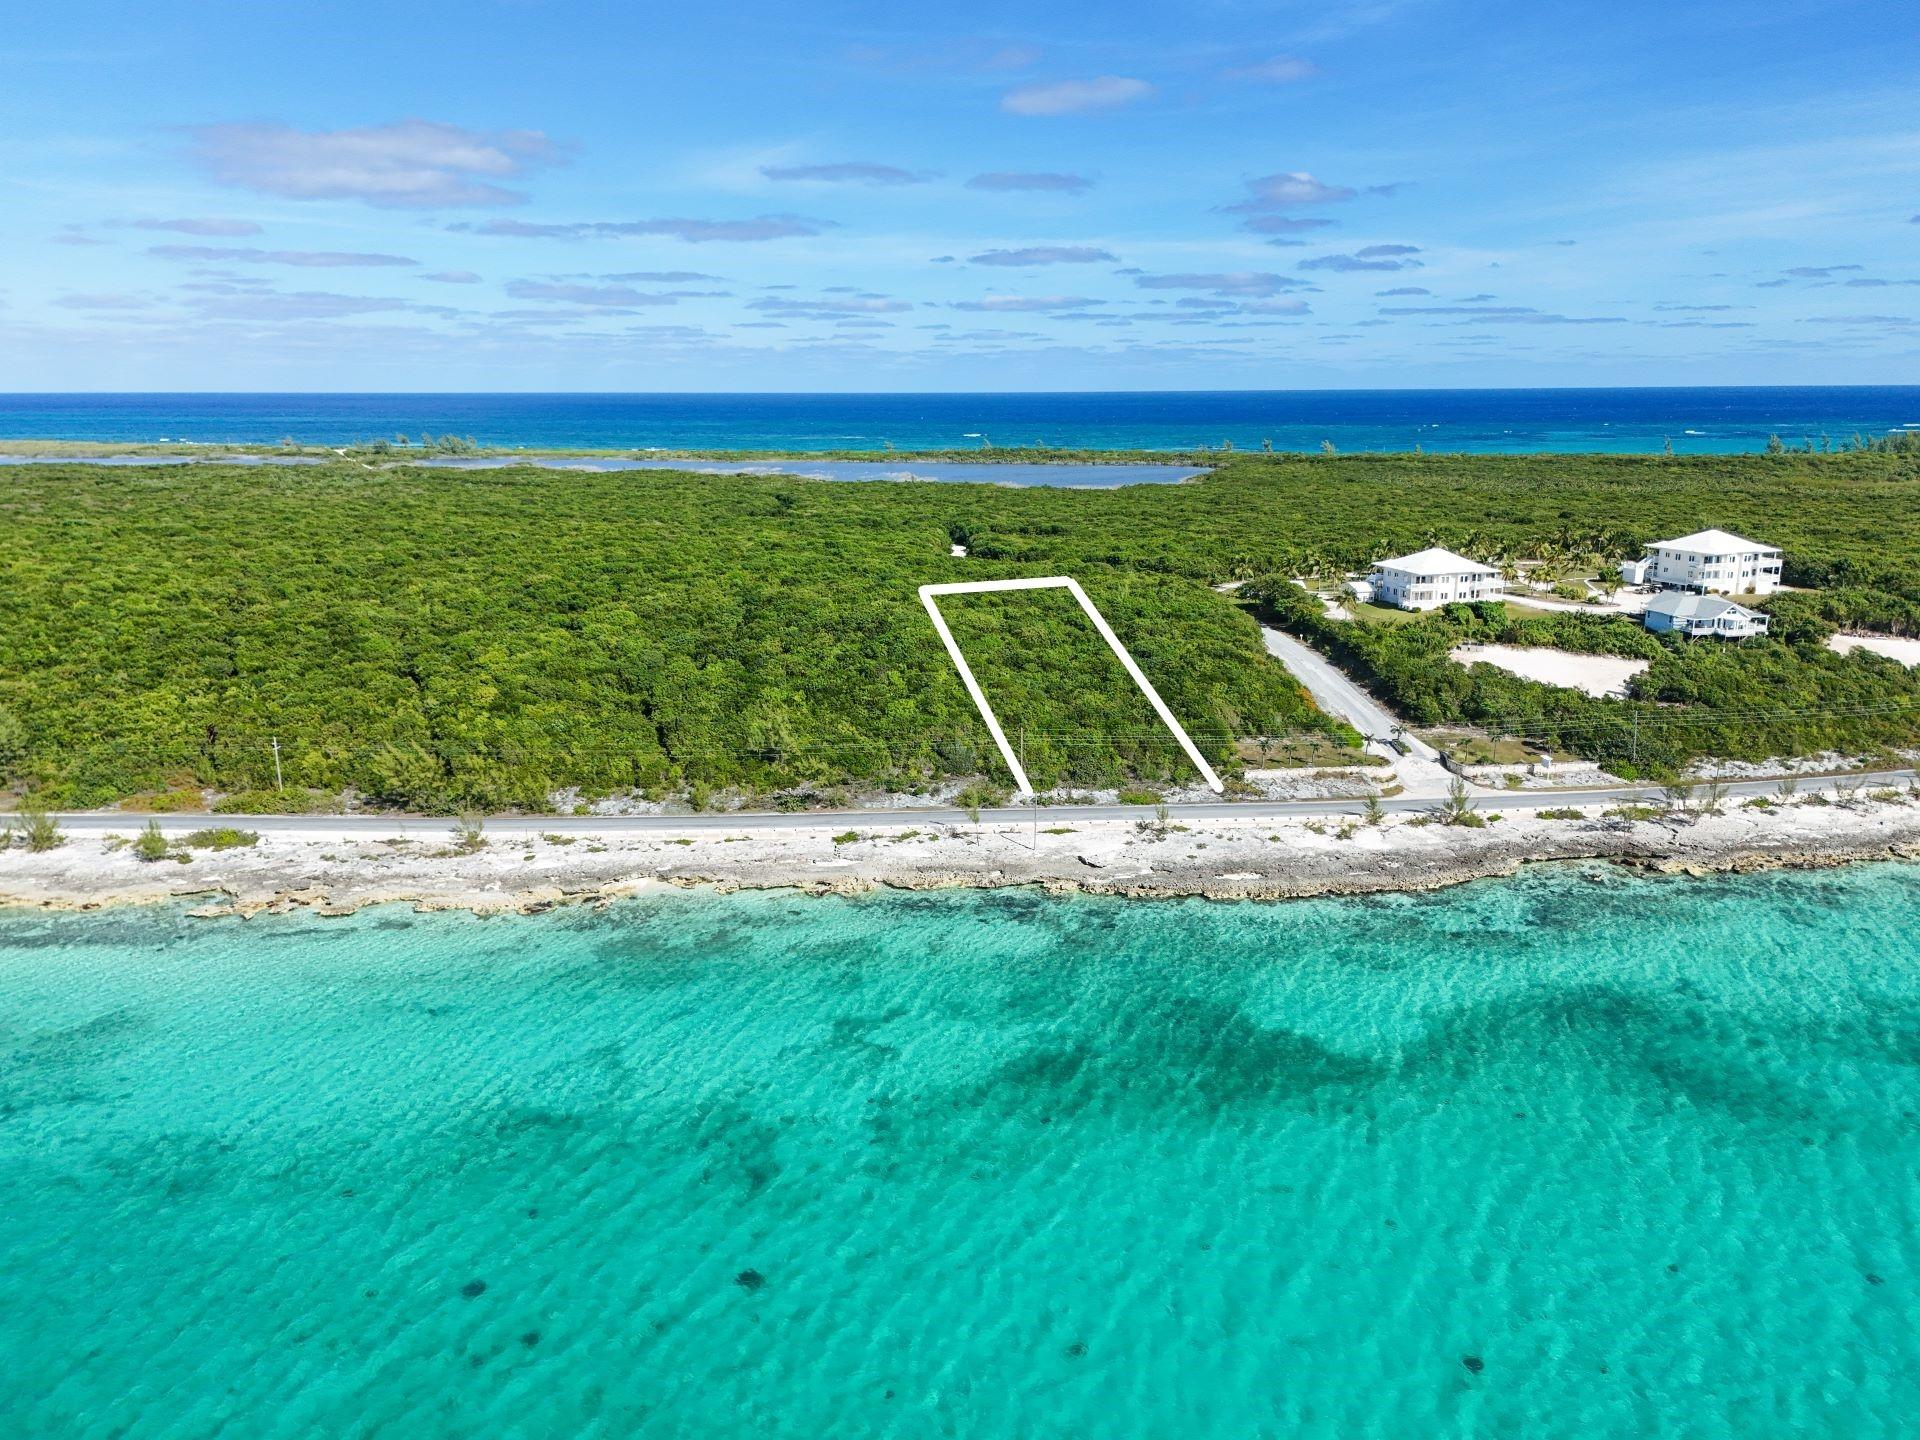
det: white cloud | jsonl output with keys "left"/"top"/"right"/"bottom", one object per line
{"left": 1242, "top": 215, "right": 1337, "bottom": 235}
{"left": 760, "top": 162, "right": 930, "bottom": 185}
{"left": 131, "top": 217, "right": 264, "bottom": 236}
{"left": 146, "top": 245, "right": 418, "bottom": 267}
{"left": 1232, "top": 171, "right": 1358, "bottom": 210}
{"left": 185, "top": 119, "right": 567, "bottom": 208}
{"left": 456, "top": 215, "right": 829, "bottom": 242}
{"left": 55, "top": 293, "right": 152, "bottom": 310}
{"left": 966, "top": 172, "right": 1093, "bottom": 193}
{"left": 1300, "top": 244, "right": 1423, "bottom": 272}
{"left": 1134, "top": 271, "right": 1308, "bottom": 297}
{"left": 950, "top": 295, "right": 1106, "bottom": 311}
{"left": 505, "top": 280, "right": 678, "bottom": 307}
{"left": 1225, "top": 55, "right": 1319, "bottom": 83}
{"left": 750, "top": 296, "right": 914, "bottom": 317}
{"left": 969, "top": 246, "right": 1117, "bottom": 266}
{"left": 1001, "top": 77, "right": 1153, "bottom": 117}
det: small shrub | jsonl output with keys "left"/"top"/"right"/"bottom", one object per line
{"left": 1439, "top": 777, "right": 1479, "bottom": 827}
{"left": 19, "top": 806, "right": 63, "bottom": 852}
{"left": 181, "top": 827, "right": 258, "bottom": 850}
{"left": 134, "top": 821, "right": 171, "bottom": 862}
{"left": 953, "top": 781, "right": 1010, "bottom": 811}
{"left": 831, "top": 831, "right": 861, "bottom": 846}
{"left": 1116, "top": 788, "right": 1162, "bottom": 806}
{"left": 214, "top": 787, "right": 337, "bottom": 815}
{"left": 449, "top": 815, "right": 487, "bottom": 853}
{"left": 1536, "top": 807, "right": 1585, "bottom": 820}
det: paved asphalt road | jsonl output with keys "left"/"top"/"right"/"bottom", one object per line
{"left": 1258, "top": 625, "right": 1442, "bottom": 760}
{"left": 43, "top": 769, "right": 1916, "bottom": 839}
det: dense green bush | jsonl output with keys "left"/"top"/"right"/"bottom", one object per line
{"left": 1242, "top": 581, "right": 1920, "bottom": 776}
{"left": 2, "top": 448, "right": 1916, "bottom": 807}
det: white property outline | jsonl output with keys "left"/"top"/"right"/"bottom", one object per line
{"left": 918, "top": 576, "right": 1225, "bottom": 797}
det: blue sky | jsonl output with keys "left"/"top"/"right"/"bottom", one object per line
{"left": 2, "top": 0, "right": 1915, "bottom": 390}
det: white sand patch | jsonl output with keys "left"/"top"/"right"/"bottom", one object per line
{"left": 1827, "top": 633, "right": 1920, "bottom": 667}
{"left": 1450, "top": 644, "right": 1648, "bottom": 699}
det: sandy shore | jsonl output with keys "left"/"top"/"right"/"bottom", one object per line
{"left": 5, "top": 796, "right": 1920, "bottom": 918}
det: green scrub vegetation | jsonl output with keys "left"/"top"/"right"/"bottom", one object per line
{"left": 1242, "top": 581, "right": 1920, "bottom": 778}
{"left": 2, "top": 448, "right": 1916, "bottom": 809}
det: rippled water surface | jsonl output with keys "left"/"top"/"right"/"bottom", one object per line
{"left": 5, "top": 865, "right": 1919, "bottom": 1437}
{"left": 2, "top": 388, "right": 1916, "bottom": 453}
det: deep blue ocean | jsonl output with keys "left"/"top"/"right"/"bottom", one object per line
{"left": 2, "top": 387, "right": 1917, "bottom": 454}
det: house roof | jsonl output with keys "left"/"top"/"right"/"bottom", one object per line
{"left": 1372, "top": 547, "right": 1498, "bottom": 576}
{"left": 1647, "top": 528, "right": 1776, "bottom": 553}
{"left": 1645, "top": 592, "right": 1762, "bottom": 621}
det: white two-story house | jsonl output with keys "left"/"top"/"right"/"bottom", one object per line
{"left": 1369, "top": 547, "right": 1504, "bottom": 611}
{"left": 1635, "top": 529, "right": 1783, "bottom": 596}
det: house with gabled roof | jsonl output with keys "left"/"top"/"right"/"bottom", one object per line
{"left": 1643, "top": 591, "right": 1770, "bottom": 639}
{"left": 1635, "top": 529, "right": 1783, "bottom": 596}
{"left": 1368, "top": 547, "right": 1504, "bottom": 611}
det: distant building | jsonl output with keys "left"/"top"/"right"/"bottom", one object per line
{"left": 1638, "top": 529, "right": 1782, "bottom": 596}
{"left": 1368, "top": 547, "right": 1503, "bottom": 611}
{"left": 1617, "top": 556, "right": 1651, "bottom": 586}
{"left": 1344, "top": 577, "right": 1375, "bottom": 605}
{"left": 1643, "top": 591, "right": 1771, "bottom": 639}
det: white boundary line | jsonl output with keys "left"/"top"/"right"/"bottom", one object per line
{"left": 918, "top": 576, "right": 1225, "bottom": 797}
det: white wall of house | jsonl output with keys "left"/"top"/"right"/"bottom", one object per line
{"left": 1644, "top": 538, "right": 1782, "bottom": 595}
{"left": 1644, "top": 602, "right": 1770, "bottom": 638}
{"left": 1370, "top": 559, "right": 1504, "bottom": 611}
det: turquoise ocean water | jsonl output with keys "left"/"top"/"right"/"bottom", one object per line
{"left": 5, "top": 864, "right": 1920, "bottom": 1437}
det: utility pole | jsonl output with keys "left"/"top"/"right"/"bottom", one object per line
{"left": 271, "top": 736, "right": 284, "bottom": 791}
{"left": 1021, "top": 723, "right": 1036, "bottom": 851}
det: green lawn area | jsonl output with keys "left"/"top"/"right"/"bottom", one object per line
{"left": 1346, "top": 600, "right": 1429, "bottom": 626}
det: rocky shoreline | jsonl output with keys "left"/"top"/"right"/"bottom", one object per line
{"left": 5, "top": 798, "right": 1920, "bottom": 919}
